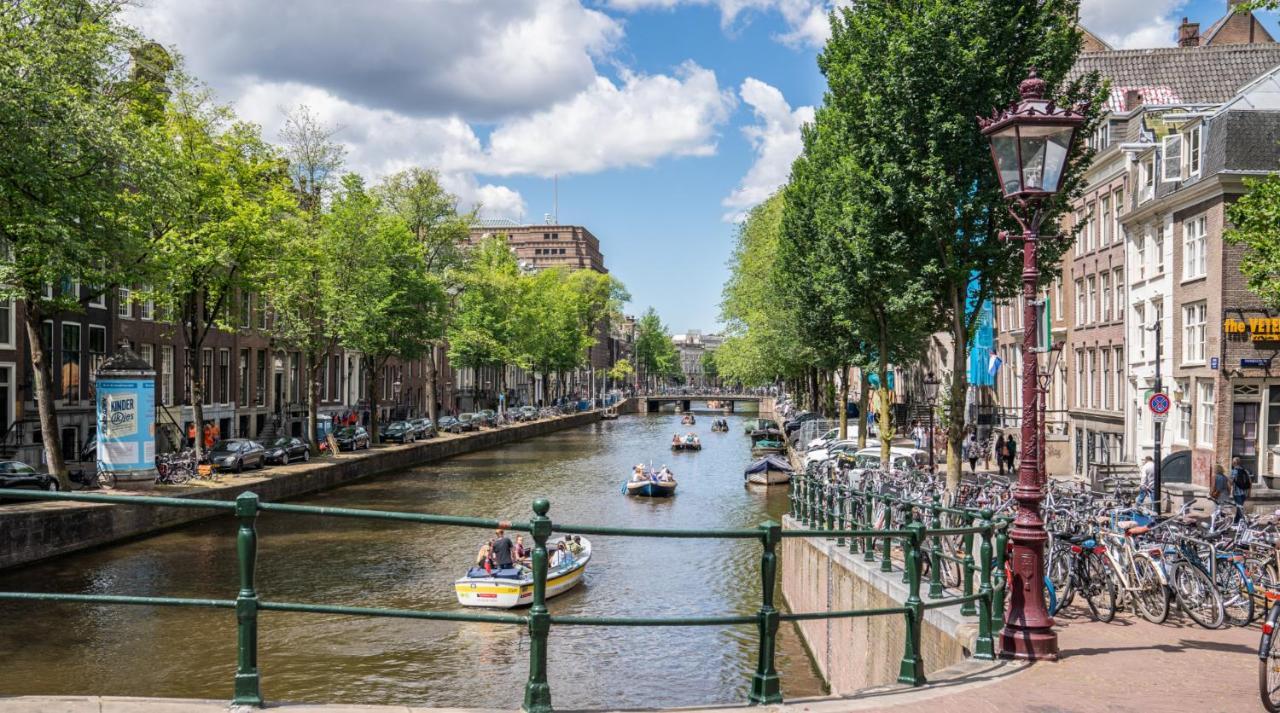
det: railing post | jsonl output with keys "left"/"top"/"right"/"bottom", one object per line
{"left": 960, "top": 513, "right": 977, "bottom": 616}
{"left": 864, "top": 491, "right": 876, "bottom": 562}
{"left": 897, "top": 514, "right": 926, "bottom": 686}
{"left": 789, "top": 472, "right": 799, "bottom": 520}
{"left": 848, "top": 488, "right": 860, "bottom": 554}
{"left": 993, "top": 519, "right": 1009, "bottom": 636}
{"left": 928, "top": 496, "right": 943, "bottom": 598}
{"left": 749, "top": 521, "right": 783, "bottom": 704}
{"left": 233, "top": 492, "right": 263, "bottom": 708}
{"left": 825, "top": 480, "right": 835, "bottom": 536}
{"left": 523, "top": 499, "right": 553, "bottom": 713}
{"left": 880, "top": 498, "right": 893, "bottom": 573}
{"left": 975, "top": 510, "right": 996, "bottom": 660}
{"left": 835, "top": 483, "right": 846, "bottom": 546}
{"left": 805, "top": 473, "right": 816, "bottom": 527}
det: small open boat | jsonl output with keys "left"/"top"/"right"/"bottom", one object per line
{"left": 601, "top": 406, "right": 619, "bottom": 420}
{"left": 744, "top": 455, "right": 793, "bottom": 486}
{"left": 710, "top": 418, "right": 729, "bottom": 432}
{"left": 751, "top": 438, "right": 784, "bottom": 457}
{"left": 624, "top": 468, "right": 678, "bottom": 497}
{"left": 681, "top": 414, "right": 696, "bottom": 425}
{"left": 744, "top": 418, "right": 780, "bottom": 436}
{"left": 671, "top": 434, "right": 702, "bottom": 451}
{"left": 455, "top": 536, "right": 592, "bottom": 609}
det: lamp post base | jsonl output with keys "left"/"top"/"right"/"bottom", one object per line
{"left": 999, "top": 625, "right": 1058, "bottom": 661}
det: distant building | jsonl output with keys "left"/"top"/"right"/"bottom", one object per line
{"left": 671, "top": 331, "right": 724, "bottom": 388}
{"left": 469, "top": 219, "right": 606, "bottom": 273}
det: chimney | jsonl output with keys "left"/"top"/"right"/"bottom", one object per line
{"left": 1179, "top": 17, "right": 1201, "bottom": 47}
{"left": 1124, "top": 89, "right": 1144, "bottom": 112}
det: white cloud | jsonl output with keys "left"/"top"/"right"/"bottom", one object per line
{"left": 604, "top": 0, "right": 849, "bottom": 48}
{"left": 722, "top": 78, "right": 812, "bottom": 222}
{"left": 482, "top": 62, "right": 737, "bottom": 177}
{"left": 124, "top": 0, "right": 622, "bottom": 120}
{"left": 1079, "top": 0, "right": 1187, "bottom": 49}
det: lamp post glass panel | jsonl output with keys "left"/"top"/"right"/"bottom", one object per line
{"left": 923, "top": 372, "right": 940, "bottom": 474}
{"left": 980, "top": 69, "right": 1086, "bottom": 661}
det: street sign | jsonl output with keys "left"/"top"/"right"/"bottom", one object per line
{"left": 1148, "top": 392, "right": 1171, "bottom": 416}
{"left": 1211, "top": 357, "right": 1220, "bottom": 370}
{"left": 1243, "top": 358, "right": 1271, "bottom": 368}
{"left": 1154, "top": 412, "right": 1169, "bottom": 423}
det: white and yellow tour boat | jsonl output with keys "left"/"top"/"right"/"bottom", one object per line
{"left": 455, "top": 536, "right": 592, "bottom": 608}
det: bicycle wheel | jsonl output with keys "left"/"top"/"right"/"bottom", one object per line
{"left": 1218, "top": 561, "right": 1255, "bottom": 628}
{"left": 96, "top": 469, "right": 116, "bottom": 489}
{"left": 1261, "top": 609, "right": 1280, "bottom": 713}
{"left": 1133, "top": 556, "right": 1171, "bottom": 624}
{"left": 1048, "top": 546, "right": 1073, "bottom": 615}
{"left": 1083, "top": 552, "right": 1118, "bottom": 623}
{"left": 1173, "top": 562, "right": 1225, "bottom": 629}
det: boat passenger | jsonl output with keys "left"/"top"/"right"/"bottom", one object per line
{"left": 514, "top": 534, "right": 529, "bottom": 564}
{"left": 554, "top": 541, "right": 576, "bottom": 568}
{"left": 475, "top": 543, "right": 493, "bottom": 574}
{"left": 491, "top": 528, "right": 515, "bottom": 571}
{"left": 569, "top": 535, "right": 585, "bottom": 555}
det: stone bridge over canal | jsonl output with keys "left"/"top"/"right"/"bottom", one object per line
{"left": 640, "top": 393, "right": 768, "bottom": 413}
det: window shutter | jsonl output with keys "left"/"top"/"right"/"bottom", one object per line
{"left": 1162, "top": 134, "right": 1182, "bottom": 182}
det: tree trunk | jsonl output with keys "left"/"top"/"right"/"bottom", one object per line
{"left": 857, "top": 370, "right": 869, "bottom": 450}
{"left": 24, "top": 308, "right": 67, "bottom": 488}
{"left": 367, "top": 358, "right": 382, "bottom": 443}
{"left": 878, "top": 327, "right": 893, "bottom": 466}
{"left": 838, "top": 364, "right": 850, "bottom": 440}
{"left": 425, "top": 344, "right": 439, "bottom": 424}
{"left": 946, "top": 286, "right": 970, "bottom": 491}
{"left": 305, "top": 353, "right": 319, "bottom": 454}
{"left": 807, "top": 367, "right": 819, "bottom": 412}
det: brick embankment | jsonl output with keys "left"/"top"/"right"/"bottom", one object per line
{"left": 0, "top": 402, "right": 633, "bottom": 571}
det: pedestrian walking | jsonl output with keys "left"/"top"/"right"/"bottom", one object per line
{"left": 1004, "top": 435, "right": 1017, "bottom": 474}
{"left": 964, "top": 432, "right": 979, "bottom": 475}
{"left": 910, "top": 419, "right": 924, "bottom": 449}
{"left": 995, "top": 435, "right": 1007, "bottom": 476}
{"left": 1211, "top": 463, "right": 1233, "bottom": 522}
{"left": 1137, "top": 455, "right": 1155, "bottom": 505}
{"left": 1232, "top": 456, "right": 1253, "bottom": 524}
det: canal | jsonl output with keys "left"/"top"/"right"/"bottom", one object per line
{"left": 0, "top": 410, "right": 825, "bottom": 709}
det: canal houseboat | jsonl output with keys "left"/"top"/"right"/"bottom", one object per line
{"left": 744, "top": 455, "right": 793, "bottom": 486}
{"left": 455, "top": 536, "right": 592, "bottom": 609}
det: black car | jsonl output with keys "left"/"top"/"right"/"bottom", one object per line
{"left": 208, "top": 439, "right": 266, "bottom": 473}
{"left": 0, "top": 461, "right": 59, "bottom": 496}
{"left": 261, "top": 437, "right": 309, "bottom": 465}
{"left": 409, "top": 418, "right": 436, "bottom": 439}
{"left": 381, "top": 421, "right": 416, "bottom": 444}
{"left": 335, "top": 426, "right": 371, "bottom": 451}
{"left": 455, "top": 413, "right": 480, "bottom": 432}
{"left": 436, "top": 416, "right": 462, "bottom": 434}
{"left": 476, "top": 409, "right": 498, "bottom": 427}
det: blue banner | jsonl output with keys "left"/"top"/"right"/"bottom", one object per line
{"left": 96, "top": 378, "right": 156, "bottom": 472}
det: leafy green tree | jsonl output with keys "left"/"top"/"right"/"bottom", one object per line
{"left": 377, "top": 168, "right": 470, "bottom": 423}
{"left": 148, "top": 81, "right": 295, "bottom": 461}
{"left": 607, "top": 358, "right": 635, "bottom": 389}
{"left": 632, "top": 308, "right": 679, "bottom": 390}
{"left": 1226, "top": 177, "right": 1280, "bottom": 309}
{"left": 331, "top": 174, "right": 442, "bottom": 441}
{"left": 819, "top": 0, "right": 1100, "bottom": 486}
{"left": 449, "top": 234, "right": 522, "bottom": 407}
{"left": 700, "top": 350, "right": 719, "bottom": 388}
{"left": 0, "top": 0, "right": 157, "bottom": 483}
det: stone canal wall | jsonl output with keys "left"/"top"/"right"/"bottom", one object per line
{"left": 0, "top": 402, "right": 636, "bottom": 571}
{"left": 780, "top": 516, "right": 976, "bottom": 695}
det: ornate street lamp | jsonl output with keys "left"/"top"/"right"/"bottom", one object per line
{"left": 979, "top": 68, "right": 1087, "bottom": 661}
{"left": 922, "top": 372, "right": 940, "bottom": 475}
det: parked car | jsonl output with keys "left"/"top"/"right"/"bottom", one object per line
{"left": 208, "top": 439, "right": 266, "bottom": 473}
{"left": 409, "top": 418, "right": 436, "bottom": 439}
{"left": 516, "top": 405, "right": 539, "bottom": 422}
{"left": 261, "top": 437, "right": 309, "bottom": 465}
{"left": 784, "top": 412, "right": 821, "bottom": 437}
{"left": 436, "top": 416, "right": 463, "bottom": 434}
{"left": 806, "top": 428, "right": 841, "bottom": 451}
{"left": 334, "top": 426, "right": 371, "bottom": 451}
{"left": 381, "top": 420, "right": 417, "bottom": 444}
{"left": 0, "top": 460, "right": 59, "bottom": 496}
{"left": 840, "top": 447, "right": 929, "bottom": 482}
{"left": 803, "top": 439, "right": 862, "bottom": 467}
{"left": 455, "top": 413, "right": 480, "bottom": 432}
{"left": 476, "top": 409, "right": 498, "bottom": 427}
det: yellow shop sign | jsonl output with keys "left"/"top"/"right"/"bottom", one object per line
{"left": 1225, "top": 317, "right": 1280, "bottom": 342}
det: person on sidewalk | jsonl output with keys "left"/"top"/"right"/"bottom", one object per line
{"left": 1004, "top": 435, "right": 1018, "bottom": 475}
{"left": 964, "top": 432, "right": 979, "bottom": 475}
{"left": 1211, "top": 464, "right": 1233, "bottom": 524}
{"left": 995, "top": 435, "right": 1007, "bottom": 476}
{"left": 1232, "top": 456, "right": 1253, "bottom": 524}
{"left": 1137, "top": 456, "right": 1155, "bottom": 505}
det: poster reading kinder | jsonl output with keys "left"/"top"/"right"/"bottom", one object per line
{"left": 96, "top": 378, "right": 156, "bottom": 471}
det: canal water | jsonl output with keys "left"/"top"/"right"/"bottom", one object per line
{"left": 0, "top": 410, "right": 826, "bottom": 709}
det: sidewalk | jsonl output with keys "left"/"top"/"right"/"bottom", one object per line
{"left": 0, "top": 607, "right": 1259, "bottom": 713}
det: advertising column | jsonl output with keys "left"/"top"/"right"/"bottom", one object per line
{"left": 94, "top": 345, "right": 158, "bottom": 484}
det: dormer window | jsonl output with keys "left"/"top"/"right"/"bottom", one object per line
{"left": 1162, "top": 134, "right": 1182, "bottom": 182}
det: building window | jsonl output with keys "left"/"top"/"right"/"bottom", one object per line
{"left": 239, "top": 349, "right": 249, "bottom": 406}
{"left": 1136, "top": 228, "right": 1147, "bottom": 281}
{"left": 1198, "top": 381, "right": 1215, "bottom": 447}
{"left": 1114, "top": 188, "right": 1125, "bottom": 229}
{"left": 255, "top": 350, "right": 266, "bottom": 406}
{"left": 1153, "top": 226, "right": 1165, "bottom": 274}
{"left": 1054, "top": 280, "right": 1063, "bottom": 320}
{"left": 139, "top": 343, "right": 153, "bottom": 370}
{"left": 1177, "top": 383, "right": 1191, "bottom": 443}
{"left": 1184, "top": 216, "right": 1207, "bottom": 280}
{"left": 88, "top": 325, "right": 106, "bottom": 392}
{"left": 1113, "top": 268, "right": 1125, "bottom": 317}
{"left": 1135, "top": 304, "right": 1146, "bottom": 360}
{"left": 1085, "top": 204, "right": 1096, "bottom": 251}
{"left": 1162, "top": 134, "right": 1182, "bottom": 183}
{"left": 1101, "top": 272, "right": 1112, "bottom": 322}
{"left": 60, "top": 323, "right": 81, "bottom": 401}
{"left": 1140, "top": 155, "right": 1155, "bottom": 202}
{"left": 1114, "top": 346, "right": 1124, "bottom": 412}
{"left": 1087, "top": 276, "right": 1097, "bottom": 324}
{"left": 1183, "top": 302, "right": 1206, "bottom": 364}
{"left": 140, "top": 286, "right": 154, "bottom": 320}
{"left": 1185, "top": 125, "right": 1202, "bottom": 177}
{"left": 218, "top": 349, "right": 230, "bottom": 404}
{"left": 88, "top": 288, "right": 106, "bottom": 309}
{"left": 320, "top": 355, "right": 329, "bottom": 403}
{"left": 1087, "top": 349, "right": 1096, "bottom": 409}
{"left": 1100, "top": 195, "right": 1111, "bottom": 246}
{"left": 160, "top": 345, "right": 173, "bottom": 406}
{"left": 240, "top": 292, "right": 252, "bottom": 329}
{"left": 0, "top": 299, "right": 11, "bottom": 349}
{"left": 117, "top": 287, "right": 131, "bottom": 319}
{"left": 201, "top": 348, "right": 213, "bottom": 405}
{"left": 257, "top": 297, "right": 268, "bottom": 330}
{"left": 1102, "top": 348, "right": 1111, "bottom": 410}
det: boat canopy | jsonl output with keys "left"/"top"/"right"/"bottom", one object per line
{"left": 744, "top": 455, "right": 793, "bottom": 475}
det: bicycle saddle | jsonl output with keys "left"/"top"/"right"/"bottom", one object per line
{"left": 1125, "top": 525, "right": 1150, "bottom": 536}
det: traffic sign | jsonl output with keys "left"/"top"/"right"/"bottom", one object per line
{"left": 1148, "top": 392, "right": 1171, "bottom": 416}
{"left": 1154, "top": 412, "right": 1169, "bottom": 423}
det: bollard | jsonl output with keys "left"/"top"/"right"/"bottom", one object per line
{"left": 975, "top": 511, "right": 995, "bottom": 660}
{"left": 928, "top": 496, "right": 944, "bottom": 598}
{"left": 523, "top": 499, "right": 553, "bottom": 713}
{"left": 749, "top": 521, "right": 783, "bottom": 704}
{"left": 864, "top": 491, "right": 876, "bottom": 562}
{"left": 897, "top": 513, "right": 926, "bottom": 686}
{"left": 960, "top": 513, "right": 977, "bottom": 616}
{"left": 233, "top": 492, "right": 263, "bottom": 707}
{"left": 880, "top": 498, "right": 893, "bottom": 573}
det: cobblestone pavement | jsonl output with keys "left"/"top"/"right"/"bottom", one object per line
{"left": 0, "top": 607, "right": 1262, "bottom": 713}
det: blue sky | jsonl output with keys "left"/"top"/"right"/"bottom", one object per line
{"left": 126, "top": 0, "right": 1279, "bottom": 335}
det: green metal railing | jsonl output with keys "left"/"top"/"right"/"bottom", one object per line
{"left": 0, "top": 485, "right": 1001, "bottom": 712}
